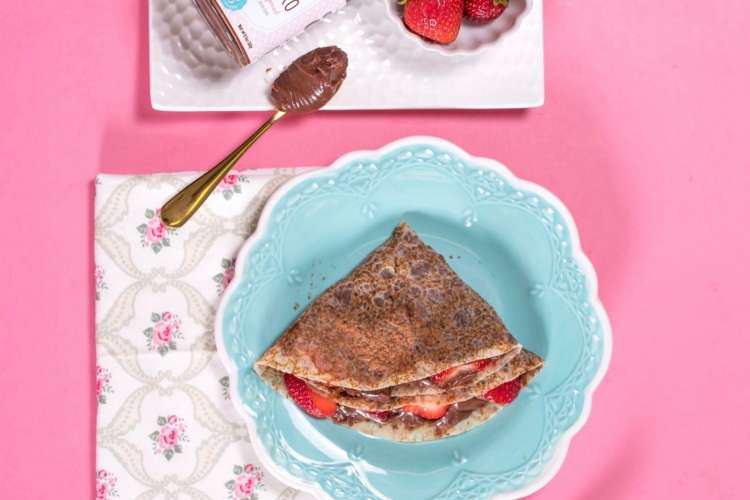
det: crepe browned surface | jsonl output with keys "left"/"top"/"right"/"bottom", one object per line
{"left": 255, "top": 222, "right": 521, "bottom": 390}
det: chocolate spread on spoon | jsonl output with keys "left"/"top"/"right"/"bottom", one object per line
{"left": 270, "top": 46, "right": 348, "bottom": 113}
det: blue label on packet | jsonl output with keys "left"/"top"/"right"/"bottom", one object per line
{"left": 221, "top": 0, "right": 247, "bottom": 10}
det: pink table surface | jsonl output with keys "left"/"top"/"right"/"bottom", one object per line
{"left": 2, "top": 1, "right": 749, "bottom": 498}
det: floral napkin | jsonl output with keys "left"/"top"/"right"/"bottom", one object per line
{"left": 94, "top": 168, "right": 316, "bottom": 500}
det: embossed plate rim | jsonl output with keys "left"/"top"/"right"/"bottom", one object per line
{"left": 215, "top": 136, "right": 612, "bottom": 499}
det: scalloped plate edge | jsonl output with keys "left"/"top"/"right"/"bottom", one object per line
{"left": 214, "top": 136, "right": 613, "bottom": 499}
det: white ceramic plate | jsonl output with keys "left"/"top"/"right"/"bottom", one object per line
{"left": 149, "top": 0, "right": 544, "bottom": 110}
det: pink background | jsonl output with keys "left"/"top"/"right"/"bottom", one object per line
{"left": 1, "top": 0, "right": 749, "bottom": 498}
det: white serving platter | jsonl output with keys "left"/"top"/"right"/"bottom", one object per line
{"left": 149, "top": 0, "right": 544, "bottom": 111}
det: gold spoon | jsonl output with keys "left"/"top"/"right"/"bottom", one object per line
{"left": 160, "top": 110, "right": 284, "bottom": 228}
{"left": 160, "top": 46, "right": 348, "bottom": 229}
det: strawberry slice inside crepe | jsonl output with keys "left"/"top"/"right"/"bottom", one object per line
{"left": 256, "top": 222, "right": 543, "bottom": 442}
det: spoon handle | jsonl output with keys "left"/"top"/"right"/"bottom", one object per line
{"left": 160, "top": 109, "right": 286, "bottom": 228}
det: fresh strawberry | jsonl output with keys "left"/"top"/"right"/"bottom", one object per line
{"left": 309, "top": 388, "right": 338, "bottom": 416}
{"left": 431, "top": 358, "right": 493, "bottom": 384}
{"left": 284, "top": 373, "right": 337, "bottom": 418}
{"left": 401, "top": 0, "right": 464, "bottom": 45}
{"left": 480, "top": 378, "right": 522, "bottom": 405}
{"left": 430, "top": 366, "right": 461, "bottom": 384}
{"left": 464, "top": 0, "right": 508, "bottom": 24}
{"left": 473, "top": 358, "right": 494, "bottom": 371}
{"left": 402, "top": 403, "right": 450, "bottom": 420}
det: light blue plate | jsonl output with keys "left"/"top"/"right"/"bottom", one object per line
{"left": 216, "top": 137, "right": 612, "bottom": 499}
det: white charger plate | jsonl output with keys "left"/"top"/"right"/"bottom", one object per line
{"left": 149, "top": 0, "right": 544, "bottom": 111}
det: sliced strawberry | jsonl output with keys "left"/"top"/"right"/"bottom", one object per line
{"left": 431, "top": 358, "right": 493, "bottom": 384}
{"left": 402, "top": 403, "right": 450, "bottom": 420}
{"left": 309, "top": 387, "right": 337, "bottom": 416}
{"left": 473, "top": 358, "right": 494, "bottom": 371}
{"left": 480, "top": 378, "right": 522, "bottom": 405}
{"left": 284, "top": 373, "right": 337, "bottom": 418}
{"left": 430, "top": 366, "right": 460, "bottom": 384}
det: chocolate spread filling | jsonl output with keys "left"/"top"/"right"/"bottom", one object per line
{"left": 332, "top": 406, "right": 392, "bottom": 425}
{"left": 270, "top": 46, "right": 348, "bottom": 113}
{"left": 330, "top": 398, "right": 489, "bottom": 432}
{"left": 435, "top": 398, "right": 488, "bottom": 433}
{"left": 340, "top": 387, "right": 391, "bottom": 403}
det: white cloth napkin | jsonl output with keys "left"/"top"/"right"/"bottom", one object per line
{"left": 94, "top": 168, "right": 316, "bottom": 500}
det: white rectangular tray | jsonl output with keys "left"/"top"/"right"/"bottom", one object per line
{"left": 149, "top": 0, "right": 544, "bottom": 111}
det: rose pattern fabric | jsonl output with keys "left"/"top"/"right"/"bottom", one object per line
{"left": 149, "top": 415, "right": 188, "bottom": 460}
{"left": 96, "top": 469, "right": 118, "bottom": 499}
{"left": 143, "top": 311, "right": 183, "bottom": 356}
{"left": 213, "top": 258, "right": 236, "bottom": 295}
{"left": 96, "top": 169, "right": 306, "bottom": 499}
{"left": 225, "top": 464, "right": 264, "bottom": 500}
{"left": 96, "top": 365, "right": 113, "bottom": 405}
{"left": 220, "top": 376, "right": 231, "bottom": 400}
{"left": 136, "top": 208, "right": 175, "bottom": 253}
{"left": 216, "top": 171, "right": 249, "bottom": 200}
{"left": 95, "top": 265, "right": 108, "bottom": 301}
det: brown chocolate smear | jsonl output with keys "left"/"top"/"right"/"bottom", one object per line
{"left": 332, "top": 406, "right": 393, "bottom": 425}
{"left": 439, "top": 369, "right": 479, "bottom": 389}
{"left": 340, "top": 387, "right": 391, "bottom": 403}
{"left": 270, "top": 46, "right": 348, "bottom": 113}
{"left": 435, "top": 399, "right": 488, "bottom": 432}
{"left": 330, "top": 398, "right": 488, "bottom": 432}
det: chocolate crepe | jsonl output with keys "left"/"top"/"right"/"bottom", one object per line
{"left": 255, "top": 222, "right": 543, "bottom": 441}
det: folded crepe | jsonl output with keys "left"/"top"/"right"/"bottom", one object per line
{"left": 255, "top": 222, "right": 543, "bottom": 442}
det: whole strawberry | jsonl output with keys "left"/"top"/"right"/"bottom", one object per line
{"left": 464, "top": 0, "right": 508, "bottom": 24}
{"left": 402, "top": 0, "right": 464, "bottom": 45}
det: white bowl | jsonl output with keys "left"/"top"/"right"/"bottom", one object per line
{"left": 384, "top": 0, "right": 531, "bottom": 56}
